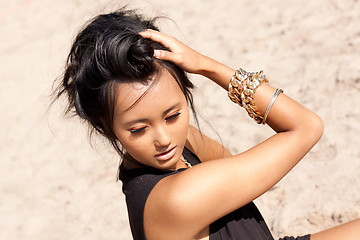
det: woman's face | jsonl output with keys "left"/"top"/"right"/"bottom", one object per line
{"left": 113, "top": 69, "right": 190, "bottom": 170}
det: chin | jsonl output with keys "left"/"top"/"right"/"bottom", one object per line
{"left": 156, "top": 159, "right": 178, "bottom": 170}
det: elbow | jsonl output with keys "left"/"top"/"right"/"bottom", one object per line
{"left": 289, "top": 113, "right": 323, "bottom": 157}
{"left": 312, "top": 114, "right": 324, "bottom": 140}
{"left": 303, "top": 113, "right": 324, "bottom": 145}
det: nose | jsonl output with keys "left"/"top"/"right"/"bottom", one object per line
{"left": 153, "top": 125, "right": 171, "bottom": 148}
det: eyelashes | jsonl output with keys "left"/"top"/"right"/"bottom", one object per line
{"left": 165, "top": 111, "right": 181, "bottom": 121}
{"left": 129, "top": 111, "right": 181, "bottom": 134}
{"left": 130, "top": 126, "right": 147, "bottom": 134}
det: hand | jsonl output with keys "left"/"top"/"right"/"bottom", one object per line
{"left": 139, "top": 29, "right": 207, "bottom": 74}
{"left": 140, "top": 29, "right": 234, "bottom": 90}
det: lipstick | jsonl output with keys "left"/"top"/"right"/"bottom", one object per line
{"left": 155, "top": 146, "right": 177, "bottom": 161}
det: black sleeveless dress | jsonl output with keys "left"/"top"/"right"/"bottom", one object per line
{"left": 119, "top": 147, "right": 310, "bottom": 240}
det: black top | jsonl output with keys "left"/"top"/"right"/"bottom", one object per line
{"left": 119, "top": 147, "right": 274, "bottom": 240}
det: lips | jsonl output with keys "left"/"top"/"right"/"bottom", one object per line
{"left": 155, "top": 146, "right": 177, "bottom": 161}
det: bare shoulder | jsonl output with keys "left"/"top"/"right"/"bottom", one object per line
{"left": 185, "top": 125, "right": 232, "bottom": 162}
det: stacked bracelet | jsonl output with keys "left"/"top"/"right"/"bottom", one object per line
{"left": 228, "top": 68, "right": 283, "bottom": 124}
{"left": 228, "top": 68, "right": 269, "bottom": 124}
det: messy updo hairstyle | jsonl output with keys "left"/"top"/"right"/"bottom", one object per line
{"left": 53, "top": 8, "right": 197, "bottom": 158}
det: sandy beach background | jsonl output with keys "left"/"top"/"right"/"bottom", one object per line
{"left": 1, "top": 0, "right": 360, "bottom": 239}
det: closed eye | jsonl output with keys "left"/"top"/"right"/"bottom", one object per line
{"left": 165, "top": 111, "right": 181, "bottom": 121}
{"left": 130, "top": 126, "right": 147, "bottom": 134}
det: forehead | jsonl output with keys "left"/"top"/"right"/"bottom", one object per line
{"left": 114, "top": 70, "right": 186, "bottom": 117}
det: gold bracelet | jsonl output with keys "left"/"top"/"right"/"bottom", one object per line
{"left": 228, "top": 68, "right": 269, "bottom": 124}
{"left": 262, "top": 88, "right": 283, "bottom": 124}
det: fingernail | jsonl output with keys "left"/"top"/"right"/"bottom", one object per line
{"left": 154, "top": 50, "right": 161, "bottom": 58}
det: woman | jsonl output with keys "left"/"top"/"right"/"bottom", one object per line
{"left": 53, "top": 9, "right": 360, "bottom": 240}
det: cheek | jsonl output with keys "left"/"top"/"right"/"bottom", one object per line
{"left": 117, "top": 136, "right": 153, "bottom": 162}
{"left": 116, "top": 132, "right": 150, "bottom": 153}
{"left": 173, "top": 109, "right": 190, "bottom": 140}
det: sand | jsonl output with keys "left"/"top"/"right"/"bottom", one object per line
{"left": 1, "top": 0, "right": 359, "bottom": 239}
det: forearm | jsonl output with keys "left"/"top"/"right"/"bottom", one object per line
{"left": 197, "top": 56, "right": 234, "bottom": 90}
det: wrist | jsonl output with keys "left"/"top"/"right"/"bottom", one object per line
{"left": 198, "top": 56, "right": 234, "bottom": 90}
{"left": 195, "top": 55, "right": 215, "bottom": 75}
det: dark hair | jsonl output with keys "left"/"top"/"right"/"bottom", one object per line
{"left": 52, "top": 8, "right": 197, "bottom": 158}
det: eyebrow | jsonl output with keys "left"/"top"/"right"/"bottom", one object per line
{"left": 125, "top": 103, "right": 181, "bottom": 125}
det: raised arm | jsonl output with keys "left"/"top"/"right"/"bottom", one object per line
{"left": 140, "top": 30, "right": 324, "bottom": 239}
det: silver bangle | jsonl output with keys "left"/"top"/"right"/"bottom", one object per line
{"left": 262, "top": 88, "right": 283, "bottom": 124}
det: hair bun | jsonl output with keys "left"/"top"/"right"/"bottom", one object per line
{"left": 127, "top": 35, "right": 155, "bottom": 78}
{"left": 96, "top": 33, "right": 156, "bottom": 80}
